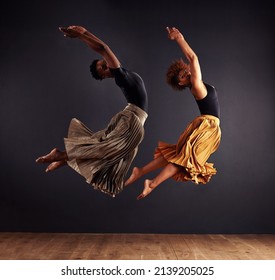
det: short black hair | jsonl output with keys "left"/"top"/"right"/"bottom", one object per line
{"left": 89, "top": 59, "right": 102, "bottom": 80}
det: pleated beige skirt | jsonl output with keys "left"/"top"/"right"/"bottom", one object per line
{"left": 64, "top": 103, "right": 148, "bottom": 197}
{"left": 154, "top": 115, "right": 221, "bottom": 184}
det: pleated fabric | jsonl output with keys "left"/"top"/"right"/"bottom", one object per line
{"left": 64, "top": 103, "right": 148, "bottom": 197}
{"left": 154, "top": 115, "right": 221, "bottom": 184}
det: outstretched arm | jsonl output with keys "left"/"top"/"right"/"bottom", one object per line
{"left": 59, "top": 26, "right": 120, "bottom": 69}
{"left": 166, "top": 27, "right": 206, "bottom": 99}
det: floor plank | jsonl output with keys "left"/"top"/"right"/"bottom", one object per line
{"left": 0, "top": 233, "right": 274, "bottom": 260}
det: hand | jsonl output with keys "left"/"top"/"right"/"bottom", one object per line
{"left": 166, "top": 26, "right": 184, "bottom": 41}
{"left": 59, "top": 26, "right": 87, "bottom": 38}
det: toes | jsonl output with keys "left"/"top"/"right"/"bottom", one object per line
{"left": 125, "top": 175, "right": 134, "bottom": 186}
{"left": 137, "top": 194, "right": 144, "bottom": 200}
{"left": 36, "top": 148, "right": 61, "bottom": 163}
{"left": 45, "top": 160, "right": 66, "bottom": 172}
{"left": 137, "top": 192, "right": 145, "bottom": 200}
{"left": 36, "top": 156, "right": 45, "bottom": 163}
{"left": 45, "top": 163, "right": 56, "bottom": 172}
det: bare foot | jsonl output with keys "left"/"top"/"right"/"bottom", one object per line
{"left": 36, "top": 148, "right": 66, "bottom": 163}
{"left": 46, "top": 160, "right": 67, "bottom": 172}
{"left": 137, "top": 179, "right": 155, "bottom": 200}
{"left": 125, "top": 167, "right": 142, "bottom": 186}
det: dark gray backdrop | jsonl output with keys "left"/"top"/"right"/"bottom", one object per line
{"left": 1, "top": 0, "right": 274, "bottom": 233}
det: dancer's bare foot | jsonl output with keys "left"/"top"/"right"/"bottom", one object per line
{"left": 137, "top": 179, "right": 155, "bottom": 200}
{"left": 36, "top": 148, "right": 67, "bottom": 163}
{"left": 125, "top": 167, "right": 142, "bottom": 186}
{"left": 46, "top": 160, "right": 67, "bottom": 172}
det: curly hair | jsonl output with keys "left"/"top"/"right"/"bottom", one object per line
{"left": 166, "top": 59, "right": 190, "bottom": 91}
{"left": 89, "top": 59, "right": 102, "bottom": 80}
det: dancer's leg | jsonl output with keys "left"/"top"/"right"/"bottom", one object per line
{"left": 36, "top": 148, "right": 68, "bottom": 163}
{"left": 125, "top": 155, "right": 168, "bottom": 186}
{"left": 137, "top": 163, "right": 182, "bottom": 200}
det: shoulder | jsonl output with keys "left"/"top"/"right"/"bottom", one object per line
{"left": 110, "top": 66, "right": 122, "bottom": 73}
{"left": 109, "top": 67, "right": 125, "bottom": 79}
{"left": 204, "top": 83, "right": 218, "bottom": 97}
{"left": 110, "top": 67, "right": 130, "bottom": 76}
{"left": 191, "top": 81, "right": 207, "bottom": 100}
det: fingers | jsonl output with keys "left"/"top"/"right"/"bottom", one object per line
{"left": 59, "top": 27, "right": 68, "bottom": 37}
{"left": 166, "top": 26, "right": 177, "bottom": 32}
{"left": 58, "top": 26, "right": 75, "bottom": 33}
{"left": 166, "top": 26, "right": 183, "bottom": 41}
{"left": 166, "top": 26, "right": 178, "bottom": 40}
{"left": 59, "top": 26, "right": 70, "bottom": 33}
{"left": 59, "top": 26, "right": 86, "bottom": 37}
{"left": 58, "top": 26, "right": 79, "bottom": 38}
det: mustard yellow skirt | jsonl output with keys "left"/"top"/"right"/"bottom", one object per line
{"left": 154, "top": 115, "right": 221, "bottom": 184}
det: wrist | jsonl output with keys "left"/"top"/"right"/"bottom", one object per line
{"left": 175, "top": 36, "right": 184, "bottom": 42}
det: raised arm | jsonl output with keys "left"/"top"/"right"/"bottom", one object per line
{"left": 59, "top": 26, "right": 120, "bottom": 69}
{"left": 166, "top": 27, "right": 206, "bottom": 99}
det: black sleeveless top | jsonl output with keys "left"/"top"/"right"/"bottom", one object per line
{"left": 110, "top": 67, "right": 148, "bottom": 113}
{"left": 196, "top": 83, "right": 220, "bottom": 118}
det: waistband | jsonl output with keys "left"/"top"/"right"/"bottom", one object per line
{"left": 197, "top": 114, "right": 220, "bottom": 125}
{"left": 124, "top": 103, "right": 148, "bottom": 126}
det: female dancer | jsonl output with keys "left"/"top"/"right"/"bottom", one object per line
{"left": 125, "top": 27, "right": 221, "bottom": 200}
{"left": 36, "top": 26, "right": 148, "bottom": 197}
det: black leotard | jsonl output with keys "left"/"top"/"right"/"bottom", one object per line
{"left": 110, "top": 67, "right": 148, "bottom": 113}
{"left": 196, "top": 83, "right": 220, "bottom": 118}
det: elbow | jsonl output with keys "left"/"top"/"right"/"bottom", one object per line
{"left": 97, "top": 43, "right": 110, "bottom": 55}
{"left": 189, "top": 53, "right": 198, "bottom": 63}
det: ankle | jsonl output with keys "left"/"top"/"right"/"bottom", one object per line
{"left": 145, "top": 179, "right": 156, "bottom": 189}
{"left": 139, "top": 167, "right": 146, "bottom": 176}
{"left": 60, "top": 151, "right": 68, "bottom": 161}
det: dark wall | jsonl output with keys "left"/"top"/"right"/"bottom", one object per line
{"left": 1, "top": 0, "right": 274, "bottom": 233}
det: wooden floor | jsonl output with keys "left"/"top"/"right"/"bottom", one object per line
{"left": 0, "top": 233, "right": 275, "bottom": 260}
